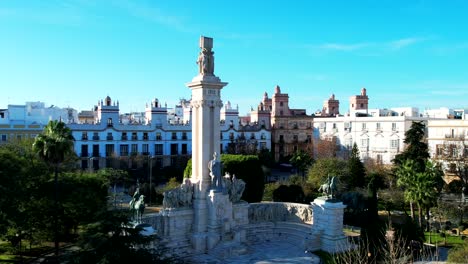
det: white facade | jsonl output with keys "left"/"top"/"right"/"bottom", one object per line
{"left": 313, "top": 114, "right": 428, "bottom": 164}
{"left": 427, "top": 119, "right": 468, "bottom": 180}
{"left": 68, "top": 96, "right": 272, "bottom": 170}
{"left": 0, "top": 102, "right": 77, "bottom": 143}
{"left": 0, "top": 101, "right": 77, "bottom": 125}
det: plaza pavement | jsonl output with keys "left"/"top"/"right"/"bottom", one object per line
{"left": 188, "top": 240, "right": 321, "bottom": 264}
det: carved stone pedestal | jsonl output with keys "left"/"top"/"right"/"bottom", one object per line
{"left": 311, "top": 197, "right": 349, "bottom": 253}
{"left": 206, "top": 189, "right": 233, "bottom": 250}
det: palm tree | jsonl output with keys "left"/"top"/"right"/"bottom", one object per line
{"left": 398, "top": 160, "right": 441, "bottom": 227}
{"left": 33, "top": 120, "right": 74, "bottom": 258}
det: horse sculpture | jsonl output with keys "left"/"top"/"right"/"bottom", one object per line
{"left": 130, "top": 194, "right": 145, "bottom": 223}
{"left": 318, "top": 176, "right": 338, "bottom": 198}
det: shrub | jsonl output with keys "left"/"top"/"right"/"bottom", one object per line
{"left": 221, "top": 154, "right": 265, "bottom": 203}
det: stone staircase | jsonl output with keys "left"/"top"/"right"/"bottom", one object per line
{"left": 245, "top": 221, "right": 321, "bottom": 251}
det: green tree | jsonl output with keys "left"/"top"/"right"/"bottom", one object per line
{"left": 307, "top": 158, "right": 348, "bottom": 189}
{"left": 33, "top": 120, "right": 75, "bottom": 257}
{"left": 222, "top": 154, "right": 265, "bottom": 203}
{"left": 397, "top": 160, "right": 442, "bottom": 227}
{"left": 289, "top": 149, "right": 313, "bottom": 178}
{"left": 347, "top": 143, "right": 366, "bottom": 189}
{"left": 394, "top": 121, "right": 429, "bottom": 173}
{"left": 183, "top": 155, "right": 265, "bottom": 203}
{"left": 70, "top": 210, "right": 164, "bottom": 264}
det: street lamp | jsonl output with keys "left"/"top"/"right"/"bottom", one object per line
{"left": 149, "top": 155, "right": 156, "bottom": 205}
{"left": 88, "top": 157, "right": 94, "bottom": 173}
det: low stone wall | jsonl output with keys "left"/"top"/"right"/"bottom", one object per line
{"left": 248, "top": 202, "right": 313, "bottom": 224}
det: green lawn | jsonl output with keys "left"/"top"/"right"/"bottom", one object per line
{"left": 424, "top": 232, "right": 465, "bottom": 246}
{"left": 0, "top": 240, "right": 54, "bottom": 263}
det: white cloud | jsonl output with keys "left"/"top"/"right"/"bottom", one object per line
{"left": 319, "top": 42, "right": 372, "bottom": 51}
{"left": 389, "top": 37, "right": 426, "bottom": 50}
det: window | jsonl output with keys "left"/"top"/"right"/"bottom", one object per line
{"left": 142, "top": 144, "right": 149, "bottom": 155}
{"left": 131, "top": 132, "right": 137, "bottom": 140}
{"left": 155, "top": 144, "right": 163, "bottom": 155}
{"left": 345, "top": 138, "right": 353, "bottom": 149}
{"left": 93, "top": 132, "right": 99, "bottom": 140}
{"left": 450, "top": 145, "right": 458, "bottom": 157}
{"left": 229, "top": 132, "right": 234, "bottom": 140}
{"left": 171, "top": 144, "right": 178, "bottom": 155}
{"left": 81, "top": 145, "right": 88, "bottom": 157}
{"left": 122, "top": 132, "right": 127, "bottom": 140}
{"left": 131, "top": 144, "right": 138, "bottom": 154}
{"left": 105, "top": 144, "right": 114, "bottom": 157}
{"left": 106, "top": 132, "right": 113, "bottom": 140}
{"left": 181, "top": 144, "right": 188, "bottom": 154}
{"left": 436, "top": 144, "right": 443, "bottom": 156}
{"left": 333, "top": 123, "right": 336, "bottom": 129}
{"left": 390, "top": 139, "right": 399, "bottom": 149}
{"left": 376, "top": 154, "right": 383, "bottom": 164}
{"left": 280, "top": 110, "right": 283, "bottom": 116}
{"left": 107, "top": 118, "right": 113, "bottom": 127}
{"left": 361, "top": 123, "right": 367, "bottom": 131}
{"left": 293, "top": 135, "right": 298, "bottom": 142}
{"left": 260, "top": 142, "right": 267, "bottom": 149}
{"left": 360, "top": 138, "right": 369, "bottom": 148}
{"left": 156, "top": 132, "right": 162, "bottom": 141}
{"left": 93, "top": 144, "right": 99, "bottom": 157}
{"left": 171, "top": 132, "right": 177, "bottom": 140}
{"left": 143, "top": 132, "right": 148, "bottom": 140}
{"left": 220, "top": 132, "right": 223, "bottom": 139}
{"left": 391, "top": 123, "right": 397, "bottom": 131}
{"left": 81, "top": 132, "right": 88, "bottom": 140}
{"left": 250, "top": 133, "right": 255, "bottom": 140}
{"left": 376, "top": 123, "right": 381, "bottom": 131}
{"left": 182, "top": 132, "right": 187, "bottom": 140}
{"left": 280, "top": 102, "right": 283, "bottom": 106}
{"left": 1, "top": 134, "right": 7, "bottom": 141}
{"left": 261, "top": 133, "right": 266, "bottom": 140}
{"left": 120, "top": 144, "right": 129, "bottom": 156}
{"left": 279, "top": 135, "right": 284, "bottom": 142}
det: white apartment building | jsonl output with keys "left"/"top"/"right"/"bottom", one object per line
{"left": 427, "top": 119, "right": 468, "bottom": 181}
{"left": 68, "top": 97, "right": 272, "bottom": 170}
{"left": 0, "top": 102, "right": 77, "bottom": 143}
{"left": 313, "top": 108, "right": 428, "bottom": 164}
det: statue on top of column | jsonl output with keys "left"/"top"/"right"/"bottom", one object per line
{"left": 197, "top": 36, "right": 215, "bottom": 75}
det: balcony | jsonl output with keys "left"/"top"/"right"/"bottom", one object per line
{"left": 106, "top": 135, "right": 114, "bottom": 140}
{"left": 131, "top": 135, "right": 138, "bottom": 140}
{"left": 81, "top": 136, "right": 88, "bottom": 141}
{"left": 92, "top": 135, "right": 100, "bottom": 140}
{"left": 182, "top": 135, "right": 188, "bottom": 140}
{"left": 121, "top": 135, "right": 128, "bottom": 141}
{"left": 143, "top": 135, "right": 149, "bottom": 141}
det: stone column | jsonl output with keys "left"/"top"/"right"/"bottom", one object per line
{"left": 186, "top": 36, "right": 228, "bottom": 253}
{"left": 311, "top": 197, "right": 348, "bottom": 253}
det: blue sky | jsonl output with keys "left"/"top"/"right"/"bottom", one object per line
{"left": 1, "top": 0, "right": 467, "bottom": 115}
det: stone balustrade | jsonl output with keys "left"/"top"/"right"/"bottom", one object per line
{"left": 248, "top": 202, "right": 313, "bottom": 224}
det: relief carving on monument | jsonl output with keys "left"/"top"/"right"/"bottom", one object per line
{"left": 162, "top": 178, "right": 194, "bottom": 209}
{"left": 222, "top": 173, "right": 246, "bottom": 203}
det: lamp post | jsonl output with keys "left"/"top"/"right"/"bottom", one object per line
{"left": 88, "top": 157, "right": 94, "bottom": 173}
